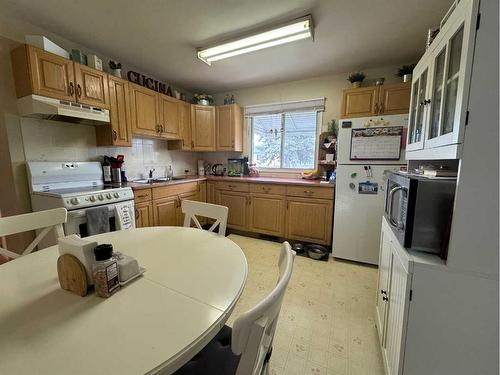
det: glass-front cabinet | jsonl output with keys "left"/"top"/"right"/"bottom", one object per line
{"left": 406, "top": 0, "right": 479, "bottom": 160}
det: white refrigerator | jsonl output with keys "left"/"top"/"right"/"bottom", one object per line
{"left": 332, "top": 114, "right": 408, "bottom": 265}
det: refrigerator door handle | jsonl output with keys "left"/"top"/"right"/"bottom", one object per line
{"left": 388, "top": 186, "right": 404, "bottom": 228}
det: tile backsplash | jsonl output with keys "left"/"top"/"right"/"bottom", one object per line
{"left": 18, "top": 117, "right": 199, "bottom": 179}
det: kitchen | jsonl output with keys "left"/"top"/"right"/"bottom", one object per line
{"left": 0, "top": 1, "right": 498, "bottom": 375}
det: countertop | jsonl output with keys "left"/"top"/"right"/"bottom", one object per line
{"left": 119, "top": 175, "right": 335, "bottom": 191}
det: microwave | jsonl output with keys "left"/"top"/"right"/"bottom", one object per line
{"left": 384, "top": 171, "right": 456, "bottom": 258}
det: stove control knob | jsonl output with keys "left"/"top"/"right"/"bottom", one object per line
{"left": 98, "top": 194, "right": 104, "bottom": 201}
{"left": 113, "top": 192, "right": 120, "bottom": 198}
{"left": 106, "top": 193, "right": 112, "bottom": 199}
{"left": 89, "top": 195, "right": 96, "bottom": 202}
{"left": 70, "top": 197, "right": 80, "bottom": 205}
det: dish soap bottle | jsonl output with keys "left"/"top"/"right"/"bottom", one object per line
{"left": 166, "top": 165, "right": 173, "bottom": 181}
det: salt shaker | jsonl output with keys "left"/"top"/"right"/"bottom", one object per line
{"left": 92, "top": 244, "right": 120, "bottom": 298}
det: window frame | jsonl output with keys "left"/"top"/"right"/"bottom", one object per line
{"left": 249, "top": 110, "right": 321, "bottom": 171}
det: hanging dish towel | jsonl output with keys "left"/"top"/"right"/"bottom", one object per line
{"left": 115, "top": 201, "right": 136, "bottom": 230}
{"left": 86, "top": 206, "right": 110, "bottom": 236}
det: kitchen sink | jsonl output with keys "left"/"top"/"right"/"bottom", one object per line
{"left": 132, "top": 176, "right": 188, "bottom": 184}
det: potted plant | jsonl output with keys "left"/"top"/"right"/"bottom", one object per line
{"left": 109, "top": 60, "right": 122, "bottom": 78}
{"left": 397, "top": 64, "right": 415, "bottom": 83}
{"left": 193, "top": 93, "right": 214, "bottom": 106}
{"left": 347, "top": 72, "right": 365, "bottom": 88}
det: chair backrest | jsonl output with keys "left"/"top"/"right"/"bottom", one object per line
{"left": 232, "top": 242, "right": 295, "bottom": 375}
{"left": 181, "top": 200, "right": 228, "bottom": 236}
{"left": 0, "top": 208, "right": 67, "bottom": 260}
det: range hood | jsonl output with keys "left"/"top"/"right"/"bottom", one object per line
{"left": 17, "top": 95, "right": 110, "bottom": 125}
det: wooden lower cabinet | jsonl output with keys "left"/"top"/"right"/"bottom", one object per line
{"left": 153, "top": 196, "right": 179, "bottom": 226}
{"left": 135, "top": 201, "right": 153, "bottom": 228}
{"left": 286, "top": 197, "right": 333, "bottom": 245}
{"left": 177, "top": 191, "right": 200, "bottom": 225}
{"left": 217, "top": 191, "right": 248, "bottom": 231}
{"left": 248, "top": 194, "right": 285, "bottom": 236}
{"left": 206, "top": 181, "right": 216, "bottom": 204}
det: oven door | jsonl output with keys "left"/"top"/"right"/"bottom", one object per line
{"left": 384, "top": 175, "right": 409, "bottom": 245}
{"left": 65, "top": 201, "right": 134, "bottom": 238}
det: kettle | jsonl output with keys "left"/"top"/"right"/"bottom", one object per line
{"left": 212, "top": 163, "right": 225, "bottom": 176}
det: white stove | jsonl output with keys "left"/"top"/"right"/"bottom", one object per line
{"left": 27, "top": 161, "right": 135, "bottom": 243}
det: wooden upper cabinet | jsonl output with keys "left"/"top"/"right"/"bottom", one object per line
{"left": 341, "top": 83, "right": 411, "bottom": 118}
{"left": 74, "top": 63, "right": 110, "bottom": 109}
{"left": 96, "top": 76, "right": 132, "bottom": 146}
{"left": 130, "top": 83, "right": 159, "bottom": 137}
{"left": 158, "top": 94, "right": 180, "bottom": 139}
{"left": 11, "top": 44, "right": 75, "bottom": 101}
{"left": 341, "top": 86, "right": 378, "bottom": 118}
{"left": 379, "top": 83, "right": 411, "bottom": 115}
{"left": 216, "top": 104, "right": 243, "bottom": 151}
{"left": 191, "top": 105, "right": 216, "bottom": 151}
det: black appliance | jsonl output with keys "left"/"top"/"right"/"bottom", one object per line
{"left": 384, "top": 171, "right": 456, "bottom": 258}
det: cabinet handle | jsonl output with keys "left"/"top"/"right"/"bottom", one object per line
{"left": 191, "top": 141, "right": 194, "bottom": 148}
{"left": 160, "top": 124, "right": 164, "bottom": 132}
{"left": 68, "top": 82, "right": 74, "bottom": 96}
{"left": 379, "top": 102, "right": 384, "bottom": 114}
{"left": 424, "top": 99, "right": 431, "bottom": 105}
{"left": 383, "top": 296, "right": 389, "bottom": 302}
{"left": 304, "top": 190, "right": 313, "bottom": 195}
{"left": 76, "top": 84, "right": 82, "bottom": 98}
{"left": 381, "top": 289, "right": 387, "bottom": 295}
{"left": 136, "top": 194, "right": 148, "bottom": 198}
{"left": 286, "top": 201, "right": 289, "bottom": 210}
{"left": 112, "top": 130, "right": 117, "bottom": 141}
{"left": 374, "top": 103, "right": 379, "bottom": 114}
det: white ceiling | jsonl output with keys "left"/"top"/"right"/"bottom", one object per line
{"left": 1, "top": 0, "right": 452, "bottom": 93}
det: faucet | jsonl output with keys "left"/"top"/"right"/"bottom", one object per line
{"left": 148, "top": 168, "right": 155, "bottom": 179}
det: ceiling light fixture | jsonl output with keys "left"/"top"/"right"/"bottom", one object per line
{"left": 197, "top": 15, "right": 314, "bottom": 65}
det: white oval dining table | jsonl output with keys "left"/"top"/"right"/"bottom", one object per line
{"left": 0, "top": 227, "right": 248, "bottom": 375}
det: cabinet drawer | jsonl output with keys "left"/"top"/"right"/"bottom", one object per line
{"left": 286, "top": 186, "right": 333, "bottom": 200}
{"left": 134, "top": 188, "right": 152, "bottom": 203}
{"left": 152, "top": 182, "right": 199, "bottom": 200}
{"left": 249, "top": 183, "right": 286, "bottom": 195}
{"left": 216, "top": 181, "right": 249, "bottom": 192}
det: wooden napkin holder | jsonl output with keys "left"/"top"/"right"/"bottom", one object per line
{"left": 57, "top": 254, "right": 89, "bottom": 297}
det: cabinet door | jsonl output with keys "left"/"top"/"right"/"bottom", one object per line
{"left": 135, "top": 201, "right": 153, "bottom": 228}
{"left": 207, "top": 182, "right": 216, "bottom": 204}
{"left": 376, "top": 227, "right": 394, "bottom": 350}
{"left": 216, "top": 104, "right": 243, "bottom": 151}
{"left": 286, "top": 197, "right": 333, "bottom": 245}
{"left": 24, "top": 45, "right": 75, "bottom": 101}
{"left": 191, "top": 105, "right": 216, "bottom": 151}
{"left": 248, "top": 194, "right": 285, "bottom": 236}
{"left": 217, "top": 191, "right": 248, "bottom": 231}
{"left": 153, "top": 196, "right": 179, "bottom": 226}
{"left": 179, "top": 102, "right": 192, "bottom": 150}
{"left": 96, "top": 76, "right": 131, "bottom": 146}
{"left": 379, "top": 83, "right": 411, "bottom": 115}
{"left": 130, "top": 83, "right": 160, "bottom": 137}
{"left": 74, "top": 63, "right": 110, "bottom": 109}
{"left": 407, "top": 67, "right": 429, "bottom": 151}
{"left": 427, "top": 24, "right": 467, "bottom": 148}
{"left": 341, "top": 86, "right": 378, "bottom": 118}
{"left": 385, "top": 245, "right": 412, "bottom": 375}
{"left": 159, "top": 94, "right": 180, "bottom": 139}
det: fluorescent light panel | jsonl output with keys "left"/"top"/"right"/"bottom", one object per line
{"left": 198, "top": 15, "right": 313, "bottom": 65}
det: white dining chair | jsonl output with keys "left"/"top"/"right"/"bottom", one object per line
{"left": 174, "top": 242, "right": 295, "bottom": 375}
{"left": 0, "top": 208, "right": 67, "bottom": 260}
{"left": 181, "top": 200, "right": 228, "bottom": 236}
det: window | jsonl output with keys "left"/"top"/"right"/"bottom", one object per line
{"left": 251, "top": 111, "right": 318, "bottom": 169}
